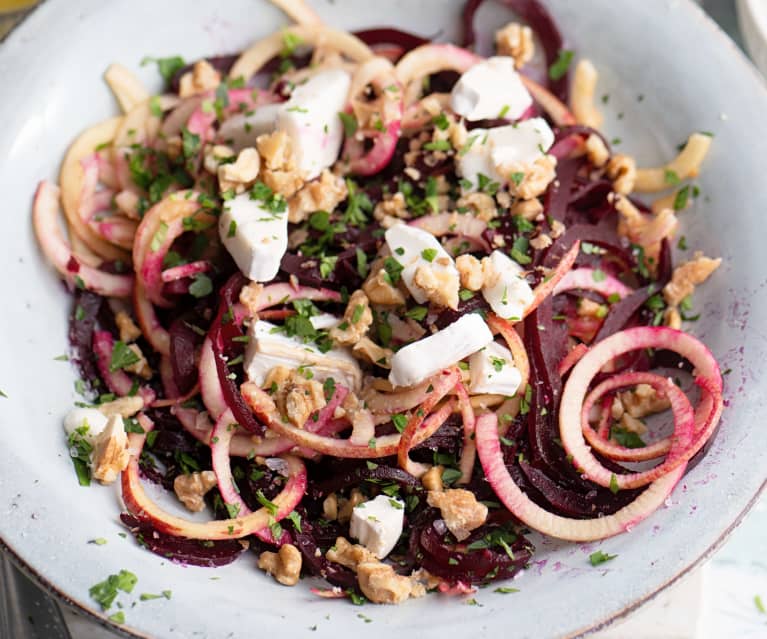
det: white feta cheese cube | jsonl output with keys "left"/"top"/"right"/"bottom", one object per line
{"left": 488, "top": 117, "right": 555, "bottom": 167}
{"left": 450, "top": 56, "right": 533, "bottom": 121}
{"left": 388, "top": 313, "right": 493, "bottom": 388}
{"left": 244, "top": 320, "right": 362, "bottom": 391}
{"left": 349, "top": 494, "right": 405, "bottom": 559}
{"left": 469, "top": 341, "right": 522, "bottom": 396}
{"left": 384, "top": 223, "right": 459, "bottom": 305}
{"left": 218, "top": 192, "right": 288, "bottom": 282}
{"left": 456, "top": 119, "right": 554, "bottom": 192}
{"left": 277, "top": 69, "right": 351, "bottom": 180}
{"left": 481, "top": 250, "right": 534, "bottom": 321}
{"left": 63, "top": 407, "right": 108, "bottom": 445}
{"left": 218, "top": 103, "right": 282, "bottom": 151}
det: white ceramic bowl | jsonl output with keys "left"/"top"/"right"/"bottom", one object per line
{"left": 738, "top": 0, "right": 767, "bottom": 76}
{"left": 1, "top": 1, "right": 766, "bottom": 638}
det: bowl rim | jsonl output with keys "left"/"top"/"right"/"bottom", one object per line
{"left": 1, "top": 1, "right": 765, "bottom": 638}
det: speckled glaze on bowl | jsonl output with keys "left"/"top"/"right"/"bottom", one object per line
{"left": 0, "top": 1, "right": 765, "bottom": 638}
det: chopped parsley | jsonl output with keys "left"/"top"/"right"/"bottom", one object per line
{"left": 755, "top": 595, "right": 766, "bottom": 614}
{"left": 109, "top": 341, "right": 140, "bottom": 372}
{"left": 432, "top": 112, "right": 450, "bottom": 130}
{"left": 673, "top": 185, "right": 691, "bottom": 210}
{"left": 592, "top": 269, "right": 607, "bottom": 282}
{"left": 319, "top": 256, "right": 338, "bottom": 279}
{"left": 421, "top": 248, "right": 438, "bottom": 262}
{"left": 140, "top": 55, "right": 185, "bottom": 83}
{"left": 510, "top": 236, "right": 532, "bottom": 265}
{"left": 89, "top": 570, "right": 138, "bottom": 610}
{"left": 405, "top": 306, "right": 428, "bottom": 321}
{"left": 459, "top": 289, "right": 475, "bottom": 302}
{"left": 589, "top": 550, "right": 617, "bottom": 566}
{"left": 323, "top": 377, "right": 336, "bottom": 401}
{"left": 391, "top": 413, "right": 408, "bottom": 433}
{"left": 338, "top": 112, "right": 358, "bottom": 137}
{"left": 494, "top": 587, "right": 520, "bottom": 594}
{"left": 663, "top": 169, "right": 681, "bottom": 186}
{"left": 467, "top": 527, "right": 517, "bottom": 559}
{"left": 189, "top": 273, "right": 213, "bottom": 298}
{"left": 610, "top": 426, "right": 646, "bottom": 449}
{"left": 609, "top": 473, "right": 620, "bottom": 494}
{"left": 343, "top": 179, "right": 372, "bottom": 226}
{"left": 255, "top": 490, "right": 278, "bottom": 516}
{"left": 490, "top": 356, "right": 506, "bottom": 372}
{"left": 355, "top": 247, "right": 369, "bottom": 278}
{"left": 549, "top": 49, "right": 574, "bottom": 81}
{"left": 423, "top": 139, "right": 452, "bottom": 152}
{"left": 68, "top": 425, "right": 93, "bottom": 487}
{"left": 382, "top": 257, "right": 404, "bottom": 284}
{"left": 509, "top": 171, "right": 525, "bottom": 187}
{"left": 287, "top": 510, "right": 303, "bottom": 533}
{"left": 677, "top": 235, "right": 688, "bottom": 250}
{"left": 441, "top": 468, "right": 463, "bottom": 486}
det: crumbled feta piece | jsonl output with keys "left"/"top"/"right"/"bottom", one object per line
{"left": 469, "top": 341, "right": 522, "bottom": 396}
{"left": 276, "top": 69, "right": 351, "bottom": 180}
{"left": 219, "top": 103, "right": 283, "bottom": 151}
{"left": 450, "top": 56, "right": 532, "bottom": 121}
{"left": 388, "top": 313, "right": 493, "bottom": 388}
{"left": 349, "top": 495, "right": 405, "bottom": 559}
{"left": 456, "top": 119, "right": 554, "bottom": 192}
{"left": 244, "top": 320, "right": 362, "bottom": 392}
{"left": 481, "top": 250, "right": 534, "bottom": 321}
{"left": 218, "top": 192, "right": 288, "bottom": 282}
{"left": 63, "top": 408, "right": 108, "bottom": 445}
{"left": 384, "top": 223, "right": 460, "bottom": 308}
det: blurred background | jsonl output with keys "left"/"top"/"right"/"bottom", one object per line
{"left": 0, "top": 1, "right": 764, "bottom": 638}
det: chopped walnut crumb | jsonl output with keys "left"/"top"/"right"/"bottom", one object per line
{"left": 511, "top": 197, "right": 544, "bottom": 220}
{"left": 664, "top": 306, "right": 682, "bottom": 330}
{"left": 203, "top": 144, "right": 235, "bottom": 175}
{"left": 619, "top": 413, "right": 648, "bottom": 436}
{"left": 374, "top": 192, "right": 409, "bottom": 224}
{"left": 124, "top": 344, "right": 152, "bottom": 379}
{"left": 529, "top": 233, "right": 553, "bottom": 250}
{"left": 427, "top": 489, "right": 488, "bottom": 541}
{"left": 323, "top": 494, "right": 339, "bottom": 520}
{"left": 413, "top": 264, "right": 460, "bottom": 310}
{"left": 495, "top": 22, "right": 535, "bottom": 69}
{"left": 173, "top": 470, "right": 217, "bottom": 512}
{"left": 239, "top": 281, "right": 264, "bottom": 318}
{"left": 357, "top": 561, "right": 426, "bottom": 604}
{"left": 619, "top": 383, "right": 671, "bottom": 419}
{"left": 455, "top": 254, "right": 484, "bottom": 291}
{"left": 264, "top": 365, "right": 326, "bottom": 427}
{"left": 218, "top": 147, "right": 260, "bottom": 193}
{"left": 258, "top": 544, "right": 302, "bottom": 586}
{"left": 606, "top": 154, "right": 637, "bottom": 195}
{"left": 257, "top": 131, "right": 303, "bottom": 197}
{"left": 178, "top": 60, "right": 221, "bottom": 98}
{"left": 326, "top": 537, "right": 378, "bottom": 570}
{"left": 663, "top": 252, "right": 721, "bottom": 307}
{"left": 330, "top": 290, "right": 373, "bottom": 345}
{"left": 363, "top": 259, "right": 406, "bottom": 306}
{"left": 91, "top": 415, "right": 130, "bottom": 484}
{"left": 585, "top": 134, "right": 609, "bottom": 168}
{"left": 97, "top": 396, "right": 144, "bottom": 418}
{"left": 288, "top": 169, "right": 348, "bottom": 224}
{"left": 577, "top": 298, "right": 606, "bottom": 318}
{"left": 500, "top": 155, "right": 557, "bottom": 200}
{"left": 115, "top": 311, "right": 141, "bottom": 343}
{"left": 337, "top": 488, "right": 365, "bottom": 523}
{"left": 421, "top": 465, "right": 444, "bottom": 492}
{"left": 457, "top": 192, "right": 497, "bottom": 222}
{"left": 352, "top": 337, "right": 393, "bottom": 368}
{"left": 550, "top": 219, "right": 566, "bottom": 239}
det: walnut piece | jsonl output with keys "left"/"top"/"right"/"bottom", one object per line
{"left": 455, "top": 254, "right": 484, "bottom": 291}
{"left": 495, "top": 22, "right": 535, "bottom": 69}
{"left": 218, "top": 147, "right": 260, "bottom": 193}
{"left": 178, "top": 60, "right": 221, "bottom": 98}
{"left": 264, "top": 365, "right": 326, "bottom": 427}
{"left": 357, "top": 561, "right": 425, "bottom": 604}
{"left": 91, "top": 415, "right": 130, "bottom": 485}
{"left": 413, "top": 264, "right": 460, "bottom": 310}
{"left": 97, "top": 396, "right": 144, "bottom": 418}
{"left": 124, "top": 344, "right": 152, "bottom": 379}
{"left": 510, "top": 198, "right": 544, "bottom": 220}
{"left": 664, "top": 306, "right": 682, "bottom": 330}
{"left": 330, "top": 290, "right": 373, "bottom": 346}
{"left": 352, "top": 337, "right": 393, "bottom": 368}
{"left": 256, "top": 130, "right": 303, "bottom": 198}
{"left": 323, "top": 493, "right": 339, "bottom": 521}
{"left": 457, "top": 192, "right": 497, "bottom": 222}
{"left": 173, "top": 470, "right": 217, "bottom": 512}
{"left": 363, "top": 259, "right": 406, "bottom": 306}
{"left": 373, "top": 192, "right": 409, "bottom": 226}
{"left": 619, "top": 413, "right": 648, "bottom": 436}
{"left": 606, "top": 154, "right": 637, "bottom": 195}
{"left": 619, "top": 383, "right": 671, "bottom": 419}
{"left": 203, "top": 144, "right": 235, "bottom": 175}
{"left": 115, "top": 311, "right": 142, "bottom": 343}
{"left": 663, "top": 252, "right": 721, "bottom": 308}
{"left": 500, "top": 155, "right": 557, "bottom": 200}
{"left": 326, "top": 536, "right": 378, "bottom": 570}
{"left": 257, "top": 544, "right": 302, "bottom": 586}
{"left": 288, "top": 169, "right": 348, "bottom": 224}
{"left": 421, "top": 465, "right": 444, "bottom": 492}
{"left": 529, "top": 233, "right": 552, "bottom": 250}
{"left": 426, "top": 489, "right": 488, "bottom": 541}
{"left": 337, "top": 488, "right": 366, "bottom": 523}
{"left": 239, "top": 281, "right": 264, "bottom": 318}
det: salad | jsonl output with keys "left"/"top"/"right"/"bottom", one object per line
{"left": 35, "top": 0, "right": 724, "bottom": 607}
